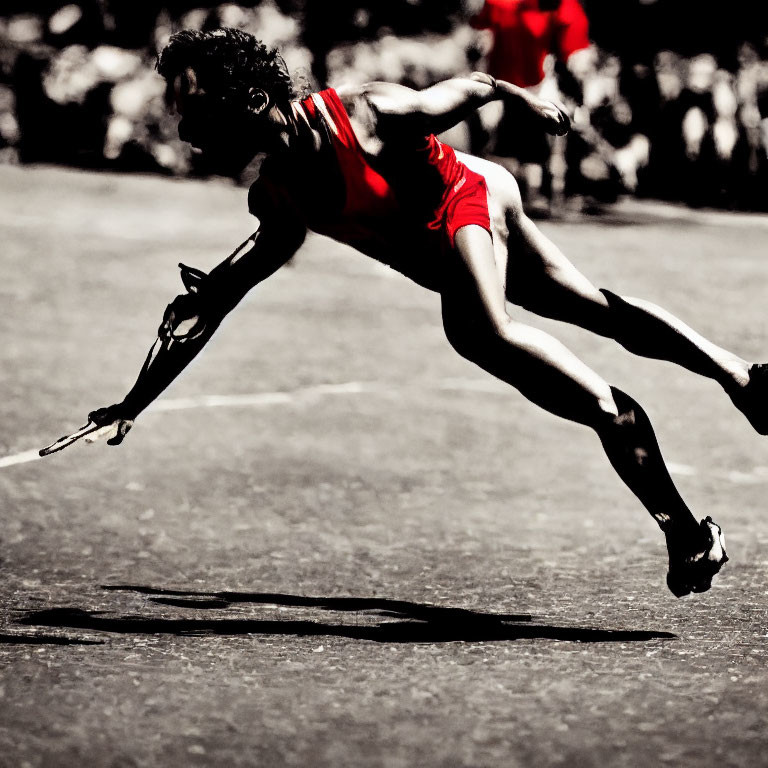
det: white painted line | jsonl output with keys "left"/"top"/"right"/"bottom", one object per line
{"left": 2, "top": 379, "right": 765, "bottom": 488}
{"left": 0, "top": 449, "right": 44, "bottom": 469}
{"left": 667, "top": 462, "right": 698, "bottom": 477}
{"left": 439, "top": 378, "right": 507, "bottom": 393}
{"left": 0, "top": 379, "right": 455, "bottom": 470}
{"left": 725, "top": 470, "right": 764, "bottom": 485}
{"left": 149, "top": 381, "right": 373, "bottom": 413}
{"left": 151, "top": 392, "right": 294, "bottom": 411}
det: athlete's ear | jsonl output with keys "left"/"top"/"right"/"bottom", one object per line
{"left": 169, "top": 67, "right": 199, "bottom": 110}
{"left": 183, "top": 67, "right": 200, "bottom": 96}
{"left": 248, "top": 87, "right": 270, "bottom": 115}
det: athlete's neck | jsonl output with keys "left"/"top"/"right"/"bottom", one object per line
{"left": 253, "top": 101, "right": 323, "bottom": 156}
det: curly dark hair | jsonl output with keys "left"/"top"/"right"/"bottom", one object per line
{"left": 156, "top": 28, "right": 296, "bottom": 109}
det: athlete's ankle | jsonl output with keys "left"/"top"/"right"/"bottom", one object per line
{"left": 660, "top": 516, "right": 701, "bottom": 548}
{"left": 721, "top": 359, "right": 751, "bottom": 391}
{"left": 725, "top": 362, "right": 768, "bottom": 434}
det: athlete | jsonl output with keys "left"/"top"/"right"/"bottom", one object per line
{"left": 50, "top": 28, "right": 765, "bottom": 598}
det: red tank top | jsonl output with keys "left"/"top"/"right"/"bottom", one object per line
{"left": 297, "top": 90, "right": 399, "bottom": 223}
{"left": 252, "top": 89, "right": 471, "bottom": 245}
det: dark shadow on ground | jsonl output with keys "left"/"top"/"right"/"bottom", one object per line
{"left": 0, "top": 632, "right": 103, "bottom": 646}
{"left": 13, "top": 586, "right": 677, "bottom": 644}
{"left": 103, "top": 585, "right": 534, "bottom": 623}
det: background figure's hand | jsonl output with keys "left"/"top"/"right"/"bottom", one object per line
{"left": 87, "top": 404, "right": 134, "bottom": 446}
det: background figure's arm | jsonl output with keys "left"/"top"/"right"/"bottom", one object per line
{"left": 363, "top": 74, "right": 569, "bottom": 140}
{"left": 92, "top": 217, "right": 306, "bottom": 439}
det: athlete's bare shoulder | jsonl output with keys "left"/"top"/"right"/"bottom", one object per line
{"left": 335, "top": 81, "right": 409, "bottom": 105}
{"left": 335, "top": 81, "right": 426, "bottom": 149}
{"left": 334, "top": 84, "right": 374, "bottom": 124}
{"left": 347, "top": 82, "right": 421, "bottom": 115}
{"left": 333, "top": 83, "right": 388, "bottom": 154}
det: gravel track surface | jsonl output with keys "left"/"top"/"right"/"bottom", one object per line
{"left": 1, "top": 165, "right": 767, "bottom": 768}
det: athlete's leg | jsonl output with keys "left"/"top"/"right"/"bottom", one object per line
{"left": 505, "top": 212, "right": 768, "bottom": 433}
{"left": 446, "top": 225, "right": 727, "bottom": 595}
{"left": 507, "top": 213, "right": 751, "bottom": 389}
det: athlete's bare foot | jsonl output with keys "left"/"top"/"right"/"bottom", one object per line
{"left": 666, "top": 517, "right": 728, "bottom": 598}
{"left": 727, "top": 363, "right": 768, "bottom": 435}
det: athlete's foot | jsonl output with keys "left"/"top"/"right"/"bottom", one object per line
{"left": 727, "top": 363, "right": 768, "bottom": 435}
{"left": 666, "top": 517, "right": 728, "bottom": 598}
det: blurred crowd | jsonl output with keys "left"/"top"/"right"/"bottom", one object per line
{"left": 0, "top": 0, "right": 766, "bottom": 211}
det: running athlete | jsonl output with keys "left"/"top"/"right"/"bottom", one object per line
{"left": 52, "top": 28, "right": 767, "bottom": 597}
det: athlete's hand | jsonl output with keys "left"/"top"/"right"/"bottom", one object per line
{"left": 518, "top": 91, "right": 570, "bottom": 136}
{"left": 38, "top": 404, "right": 135, "bottom": 456}
{"left": 533, "top": 98, "right": 570, "bottom": 136}
{"left": 542, "top": 101, "right": 570, "bottom": 136}
{"left": 87, "top": 404, "right": 134, "bottom": 446}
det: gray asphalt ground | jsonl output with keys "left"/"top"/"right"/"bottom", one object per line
{"left": 1, "top": 164, "right": 767, "bottom": 768}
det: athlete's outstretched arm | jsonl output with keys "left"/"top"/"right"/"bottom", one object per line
{"left": 361, "top": 74, "right": 569, "bottom": 140}
{"left": 86, "top": 215, "right": 306, "bottom": 444}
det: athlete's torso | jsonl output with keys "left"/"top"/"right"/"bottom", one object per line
{"left": 249, "top": 88, "right": 511, "bottom": 290}
{"left": 252, "top": 90, "right": 469, "bottom": 246}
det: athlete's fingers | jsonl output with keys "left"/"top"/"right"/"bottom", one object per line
{"left": 38, "top": 421, "right": 101, "bottom": 456}
{"left": 83, "top": 422, "right": 120, "bottom": 444}
{"left": 553, "top": 105, "right": 570, "bottom": 136}
{"left": 107, "top": 420, "right": 133, "bottom": 446}
{"left": 542, "top": 102, "right": 570, "bottom": 136}
{"left": 555, "top": 105, "right": 571, "bottom": 136}
{"left": 81, "top": 419, "right": 133, "bottom": 446}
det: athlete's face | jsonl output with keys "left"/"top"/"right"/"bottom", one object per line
{"left": 168, "top": 67, "right": 273, "bottom": 168}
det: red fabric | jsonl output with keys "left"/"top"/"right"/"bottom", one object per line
{"left": 251, "top": 90, "right": 492, "bottom": 248}
{"left": 429, "top": 165, "right": 491, "bottom": 247}
{"left": 293, "top": 90, "right": 491, "bottom": 248}
{"left": 300, "top": 89, "right": 398, "bottom": 222}
{"left": 472, "top": 0, "right": 589, "bottom": 87}
{"left": 410, "top": 132, "right": 491, "bottom": 246}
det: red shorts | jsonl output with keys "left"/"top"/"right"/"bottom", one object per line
{"left": 428, "top": 167, "right": 492, "bottom": 248}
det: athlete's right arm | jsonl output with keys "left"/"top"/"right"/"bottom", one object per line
{"left": 88, "top": 202, "right": 306, "bottom": 444}
{"left": 359, "top": 75, "right": 570, "bottom": 141}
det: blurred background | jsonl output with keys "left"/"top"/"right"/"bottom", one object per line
{"left": 0, "top": 0, "right": 766, "bottom": 214}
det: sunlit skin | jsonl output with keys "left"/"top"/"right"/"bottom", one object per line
{"left": 79, "top": 60, "right": 758, "bottom": 597}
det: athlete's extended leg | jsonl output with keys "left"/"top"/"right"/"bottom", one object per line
{"left": 506, "top": 212, "right": 768, "bottom": 433}
{"left": 446, "top": 225, "right": 728, "bottom": 595}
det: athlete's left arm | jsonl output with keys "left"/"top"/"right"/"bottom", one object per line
{"left": 80, "top": 215, "right": 306, "bottom": 446}
{"left": 361, "top": 75, "right": 570, "bottom": 140}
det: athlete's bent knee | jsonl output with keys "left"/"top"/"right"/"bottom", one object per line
{"left": 491, "top": 315, "right": 520, "bottom": 346}
{"left": 595, "top": 385, "right": 647, "bottom": 437}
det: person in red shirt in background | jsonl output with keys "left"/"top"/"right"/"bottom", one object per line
{"left": 471, "top": 0, "right": 592, "bottom": 215}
